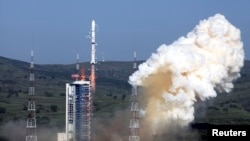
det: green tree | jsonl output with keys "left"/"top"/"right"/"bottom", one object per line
{"left": 50, "top": 105, "right": 58, "bottom": 112}
{"left": 0, "top": 107, "right": 6, "bottom": 113}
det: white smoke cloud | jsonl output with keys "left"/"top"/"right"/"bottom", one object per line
{"left": 129, "top": 13, "right": 244, "bottom": 135}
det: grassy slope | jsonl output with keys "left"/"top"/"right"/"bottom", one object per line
{"left": 0, "top": 56, "right": 250, "bottom": 139}
{"left": 194, "top": 60, "right": 250, "bottom": 124}
{"left": 0, "top": 57, "right": 134, "bottom": 131}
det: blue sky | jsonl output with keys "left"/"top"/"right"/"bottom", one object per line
{"left": 0, "top": 0, "right": 249, "bottom": 64}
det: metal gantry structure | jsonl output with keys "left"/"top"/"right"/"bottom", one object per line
{"left": 81, "top": 78, "right": 92, "bottom": 141}
{"left": 129, "top": 51, "right": 140, "bottom": 141}
{"left": 66, "top": 78, "right": 91, "bottom": 141}
{"left": 26, "top": 50, "right": 37, "bottom": 141}
{"left": 66, "top": 55, "right": 92, "bottom": 141}
{"left": 65, "top": 20, "right": 97, "bottom": 141}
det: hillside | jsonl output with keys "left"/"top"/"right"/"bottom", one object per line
{"left": 0, "top": 56, "right": 250, "bottom": 140}
{"left": 0, "top": 56, "right": 135, "bottom": 130}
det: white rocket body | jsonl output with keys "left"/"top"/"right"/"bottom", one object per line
{"left": 91, "top": 20, "right": 96, "bottom": 64}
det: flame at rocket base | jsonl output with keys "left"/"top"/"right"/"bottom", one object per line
{"left": 129, "top": 13, "right": 244, "bottom": 137}
{"left": 91, "top": 64, "right": 96, "bottom": 92}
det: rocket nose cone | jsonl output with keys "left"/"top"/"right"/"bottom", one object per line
{"left": 92, "top": 20, "right": 95, "bottom": 29}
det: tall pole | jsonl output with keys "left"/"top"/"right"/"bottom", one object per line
{"left": 129, "top": 51, "right": 140, "bottom": 141}
{"left": 26, "top": 50, "right": 37, "bottom": 141}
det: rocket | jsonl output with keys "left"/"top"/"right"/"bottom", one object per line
{"left": 91, "top": 20, "right": 96, "bottom": 64}
{"left": 90, "top": 20, "right": 96, "bottom": 92}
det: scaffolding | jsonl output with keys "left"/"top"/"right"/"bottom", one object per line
{"left": 82, "top": 84, "right": 91, "bottom": 141}
{"left": 129, "top": 51, "right": 140, "bottom": 141}
{"left": 26, "top": 50, "right": 37, "bottom": 141}
{"left": 75, "top": 84, "right": 83, "bottom": 141}
{"left": 129, "top": 86, "right": 140, "bottom": 141}
{"left": 65, "top": 20, "right": 96, "bottom": 141}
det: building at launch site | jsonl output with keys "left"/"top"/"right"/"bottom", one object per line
{"left": 65, "top": 74, "right": 92, "bottom": 141}
{"left": 57, "top": 20, "right": 97, "bottom": 141}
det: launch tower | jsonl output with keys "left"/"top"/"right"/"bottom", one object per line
{"left": 26, "top": 50, "right": 37, "bottom": 141}
{"left": 65, "top": 20, "right": 97, "bottom": 141}
{"left": 66, "top": 52, "right": 92, "bottom": 141}
{"left": 129, "top": 51, "right": 140, "bottom": 141}
{"left": 66, "top": 67, "right": 92, "bottom": 141}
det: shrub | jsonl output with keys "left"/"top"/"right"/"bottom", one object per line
{"left": 50, "top": 105, "right": 58, "bottom": 112}
{"left": 0, "top": 107, "right": 6, "bottom": 113}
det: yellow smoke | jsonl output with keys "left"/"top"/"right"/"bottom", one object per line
{"left": 139, "top": 67, "right": 173, "bottom": 139}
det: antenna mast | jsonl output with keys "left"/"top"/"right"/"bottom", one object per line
{"left": 76, "top": 53, "right": 80, "bottom": 72}
{"left": 26, "top": 50, "right": 37, "bottom": 141}
{"left": 71, "top": 53, "right": 80, "bottom": 80}
{"left": 129, "top": 51, "right": 140, "bottom": 141}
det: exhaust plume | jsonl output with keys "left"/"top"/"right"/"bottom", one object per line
{"left": 1, "top": 120, "right": 58, "bottom": 141}
{"left": 129, "top": 13, "right": 244, "bottom": 137}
